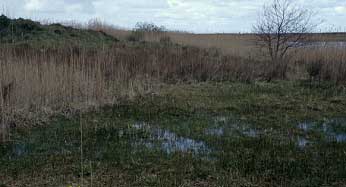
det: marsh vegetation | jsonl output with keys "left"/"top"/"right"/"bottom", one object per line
{"left": 0, "top": 1, "right": 346, "bottom": 185}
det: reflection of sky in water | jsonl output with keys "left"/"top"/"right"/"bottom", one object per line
{"left": 214, "top": 116, "right": 227, "bottom": 123}
{"left": 207, "top": 116, "right": 346, "bottom": 149}
{"left": 206, "top": 128, "right": 224, "bottom": 136}
{"left": 297, "top": 137, "right": 309, "bottom": 148}
{"left": 335, "top": 134, "right": 346, "bottom": 143}
{"left": 206, "top": 126, "right": 259, "bottom": 137}
{"left": 297, "top": 118, "right": 346, "bottom": 147}
{"left": 206, "top": 116, "right": 259, "bottom": 138}
{"left": 298, "top": 122, "right": 310, "bottom": 132}
{"left": 291, "top": 42, "right": 346, "bottom": 48}
{"left": 13, "top": 143, "right": 27, "bottom": 157}
{"left": 242, "top": 129, "right": 258, "bottom": 137}
{"left": 133, "top": 122, "right": 210, "bottom": 155}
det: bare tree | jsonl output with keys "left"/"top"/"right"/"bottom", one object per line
{"left": 253, "top": 0, "right": 315, "bottom": 79}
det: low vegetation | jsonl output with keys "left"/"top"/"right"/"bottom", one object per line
{"left": 1, "top": 82, "right": 346, "bottom": 186}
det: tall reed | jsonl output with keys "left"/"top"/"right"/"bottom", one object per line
{"left": 1, "top": 31, "right": 345, "bottom": 140}
{"left": 0, "top": 43, "right": 261, "bottom": 134}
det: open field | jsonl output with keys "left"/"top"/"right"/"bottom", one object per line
{"left": 168, "top": 32, "right": 346, "bottom": 55}
{"left": 99, "top": 26, "right": 346, "bottom": 57}
{"left": 1, "top": 15, "right": 346, "bottom": 187}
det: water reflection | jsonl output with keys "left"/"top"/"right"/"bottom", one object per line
{"left": 242, "top": 128, "right": 258, "bottom": 137}
{"left": 298, "top": 122, "right": 311, "bottom": 132}
{"left": 297, "top": 137, "right": 309, "bottom": 148}
{"left": 335, "top": 135, "right": 346, "bottom": 142}
{"left": 206, "top": 116, "right": 259, "bottom": 138}
{"left": 12, "top": 143, "right": 28, "bottom": 158}
{"left": 297, "top": 118, "right": 346, "bottom": 147}
{"left": 206, "top": 128, "right": 224, "bottom": 136}
{"left": 292, "top": 41, "right": 346, "bottom": 48}
{"left": 132, "top": 122, "right": 210, "bottom": 155}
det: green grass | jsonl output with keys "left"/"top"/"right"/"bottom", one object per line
{"left": 1, "top": 81, "right": 346, "bottom": 186}
{"left": 0, "top": 15, "right": 118, "bottom": 48}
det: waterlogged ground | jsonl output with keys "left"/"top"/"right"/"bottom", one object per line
{"left": 1, "top": 81, "right": 346, "bottom": 186}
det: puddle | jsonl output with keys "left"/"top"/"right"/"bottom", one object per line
{"left": 133, "top": 122, "right": 149, "bottom": 130}
{"left": 132, "top": 122, "right": 210, "bottom": 155}
{"left": 214, "top": 116, "right": 227, "bottom": 123}
{"left": 11, "top": 143, "right": 29, "bottom": 158}
{"left": 297, "top": 118, "right": 346, "bottom": 147}
{"left": 14, "top": 144, "right": 26, "bottom": 157}
{"left": 298, "top": 122, "right": 312, "bottom": 132}
{"left": 206, "top": 128, "right": 224, "bottom": 136}
{"left": 206, "top": 117, "right": 260, "bottom": 138}
{"left": 334, "top": 134, "right": 346, "bottom": 143}
{"left": 297, "top": 137, "right": 310, "bottom": 148}
{"left": 242, "top": 128, "right": 258, "bottom": 137}
{"left": 205, "top": 126, "right": 260, "bottom": 138}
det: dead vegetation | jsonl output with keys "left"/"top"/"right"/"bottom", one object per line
{"left": 0, "top": 42, "right": 265, "bottom": 138}
{"left": 0, "top": 16, "right": 346, "bottom": 142}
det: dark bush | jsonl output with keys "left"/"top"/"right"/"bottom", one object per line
{"left": 135, "top": 22, "right": 166, "bottom": 33}
{"left": 306, "top": 60, "right": 323, "bottom": 81}
{"left": 15, "top": 18, "right": 41, "bottom": 32}
{"left": 54, "top": 29, "right": 62, "bottom": 35}
{"left": 0, "top": 15, "right": 10, "bottom": 31}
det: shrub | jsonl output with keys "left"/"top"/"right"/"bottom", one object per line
{"left": 134, "top": 22, "right": 166, "bottom": 33}
{"left": 0, "top": 15, "right": 10, "bottom": 31}
{"left": 306, "top": 60, "right": 323, "bottom": 81}
{"left": 15, "top": 18, "right": 41, "bottom": 32}
{"left": 127, "top": 22, "right": 167, "bottom": 42}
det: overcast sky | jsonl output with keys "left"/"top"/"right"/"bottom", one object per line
{"left": 1, "top": 0, "right": 346, "bottom": 33}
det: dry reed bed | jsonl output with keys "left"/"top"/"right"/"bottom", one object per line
{"left": 0, "top": 44, "right": 263, "bottom": 140}
{"left": 292, "top": 46, "right": 346, "bottom": 83}
{"left": 1, "top": 39, "right": 345, "bottom": 142}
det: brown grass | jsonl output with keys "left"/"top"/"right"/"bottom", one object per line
{"left": 292, "top": 46, "right": 346, "bottom": 83}
{"left": 0, "top": 42, "right": 265, "bottom": 140}
{"left": 1, "top": 19, "right": 346, "bottom": 142}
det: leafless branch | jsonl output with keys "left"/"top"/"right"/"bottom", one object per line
{"left": 253, "top": 0, "right": 316, "bottom": 62}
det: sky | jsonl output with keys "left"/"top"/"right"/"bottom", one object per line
{"left": 1, "top": 0, "right": 345, "bottom": 33}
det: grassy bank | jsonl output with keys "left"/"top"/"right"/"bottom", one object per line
{"left": 1, "top": 81, "right": 346, "bottom": 186}
{"left": 0, "top": 15, "right": 117, "bottom": 48}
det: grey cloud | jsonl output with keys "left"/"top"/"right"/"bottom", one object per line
{"left": 0, "top": 0, "right": 345, "bottom": 33}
